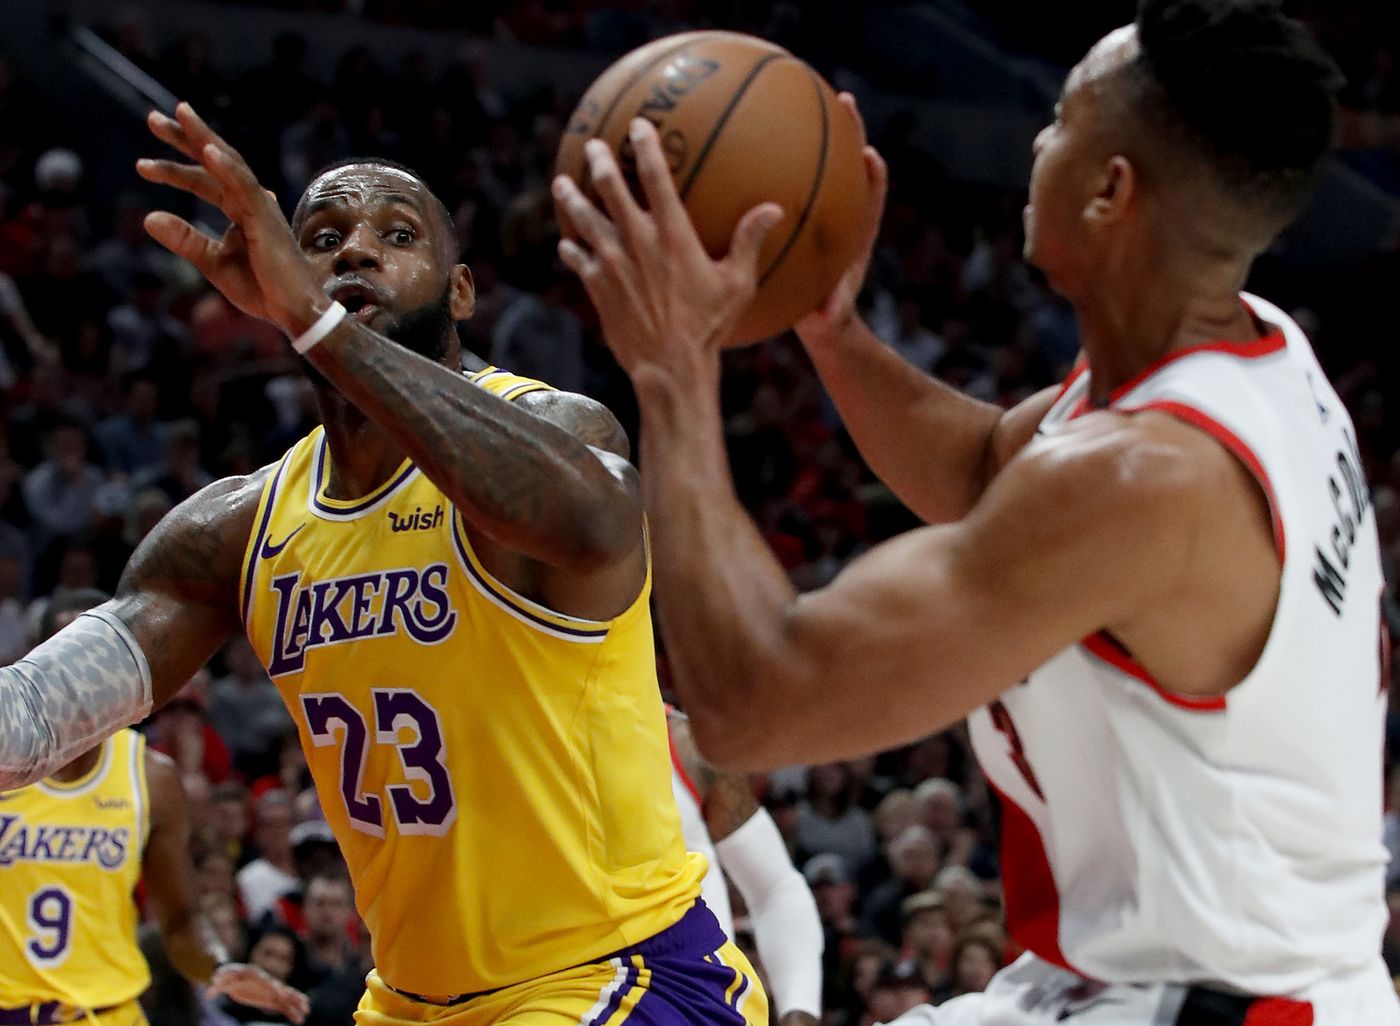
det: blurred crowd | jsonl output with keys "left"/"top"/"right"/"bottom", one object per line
{"left": 0, "top": 2, "right": 1399, "bottom": 1024}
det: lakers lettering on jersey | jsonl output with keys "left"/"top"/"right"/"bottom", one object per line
{"left": 241, "top": 366, "right": 704, "bottom": 997}
{"left": 0, "top": 730, "right": 150, "bottom": 1010}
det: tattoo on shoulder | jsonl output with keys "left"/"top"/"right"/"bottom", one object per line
{"left": 119, "top": 469, "right": 271, "bottom": 598}
{"left": 517, "top": 391, "right": 632, "bottom": 461}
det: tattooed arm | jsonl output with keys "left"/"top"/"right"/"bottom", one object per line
{"left": 306, "top": 333, "right": 642, "bottom": 573}
{"left": 0, "top": 473, "right": 261, "bottom": 788}
{"left": 668, "top": 711, "right": 824, "bottom": 1023}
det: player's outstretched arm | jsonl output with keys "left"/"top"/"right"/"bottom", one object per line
{"left": 138, "top": 103, "right": 640, "bottom": 575}
{"left": 670, "top": 714, "right": 823, "bottom": 1026}
{"left": 143, "top": 750, "right": 310, "bottom": 1023}
{"left": 0, "top": 474, "right": 259, "bottom": 789}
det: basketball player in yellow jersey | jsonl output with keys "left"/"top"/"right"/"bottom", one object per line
{"left": 0, "top": 103, "right": 776, "bottom": 1026}
{"left": 0, "top": 590, "right": 306, "bottom": 1026}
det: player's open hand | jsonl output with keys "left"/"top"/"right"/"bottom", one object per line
{"left": 553, "top": 118, "right": 783, "bottom": 383}
{"left": 208, "top": 962, "right": 310, "bottom": 1024}
{"left": 137, "top": 102, "right": 323, "bottom": 338}
{"left": 794, "top": 93, "right": 888, "bottom": 351}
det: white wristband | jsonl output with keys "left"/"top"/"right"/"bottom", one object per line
{"left": 292, "top": 301, "right": 347, "bottom": 354}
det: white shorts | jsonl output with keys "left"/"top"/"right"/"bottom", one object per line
{"left": 882, "top": 954, "right": 1400, "bottom": 1026}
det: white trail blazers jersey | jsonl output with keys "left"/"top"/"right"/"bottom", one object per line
{"left": 968, "top": 293, "right": 1390, "bottom": 997}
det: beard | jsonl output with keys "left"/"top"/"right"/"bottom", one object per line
{"left": 383, "top": 283, "right": 454, "bottom": 362}
{"left": 302, "top": 283, "right": 454, "bottom": 392}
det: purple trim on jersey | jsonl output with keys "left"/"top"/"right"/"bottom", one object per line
{"left": 241, "top": 453, "right": 291, "bottom": 625}
{"left": 311, "top": 436, "right": 417, "bottom": 516}
{"left": 585, "top": 962, "right": 639, "bottom": 1026}
{"left": 449, "top": 514, "right": 610, "bottom": 639}
{"left": 610, "top": 899, "right": 728, "bottom": 961}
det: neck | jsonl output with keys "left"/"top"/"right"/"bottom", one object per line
{"left": 49, "top": 745, "right": 103, "bottom": 783}
{"left": 313, "top": 388, "right": 409, "bottom": 500}
{"left": 1071, "top": 247, "right": 1258, "bottom": 406}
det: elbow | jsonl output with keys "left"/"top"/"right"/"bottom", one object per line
{"left": 555, "top": 496, "right": 643, "bottom": 574}
{"left": 688, "top": 656, "right": 807, "bottom": 773}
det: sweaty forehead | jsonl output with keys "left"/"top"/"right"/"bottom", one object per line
{"left": 1065, "top": 24, "right": 1140, "bottom": 99}
{"left": 300, "top": 164, "right": 430, "bottom": 217}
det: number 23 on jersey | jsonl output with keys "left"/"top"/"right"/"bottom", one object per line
{"left": 301, "top": 689, "right": 456, "bottom": 837}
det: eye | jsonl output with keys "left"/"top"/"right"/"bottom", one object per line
{"left": 387, "top": 227, "right": 415, "bottom": 246}
{"left": 310, "top": 229, "right": 340, "bottom": 251}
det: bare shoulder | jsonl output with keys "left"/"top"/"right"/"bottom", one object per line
{"left": 515, "top": 389, "right": 632, "bottom": 462}
{"left": 112, "top": 465, "right": 277, "bottom": 707}
{"left": 118, "top": 466, "right": 275, "bottom": 603}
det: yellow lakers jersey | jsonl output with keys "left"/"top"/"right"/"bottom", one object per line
{"left": 0, "top": 730, "right": 150, "bottom": 1008}
{"left": 241, "top": 367, "right": 703, "bottom": 995}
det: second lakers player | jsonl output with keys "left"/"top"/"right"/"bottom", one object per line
{"left": 0, "top": 590, "right": 305, "bottom": 1026}
{"left": 0, "top": 103, "right": 775, "bottom": 1026}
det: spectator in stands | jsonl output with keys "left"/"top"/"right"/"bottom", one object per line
{"left": 96, "top": 374, "right": 169, "bottom": 476}
{"left": 85, "top": 192, "right": 182, "bottom": 300}
{"left": 861, "top": 825, "right": 942, "bottom": 945}
{"left": 300, "top": 874, "right": 357, "bottom": 983}
{"left": 914, "top": 777, "right": 977, "bottom": 868}
{"left": 238, "top": 790, "right": 300, "bottom": 922}
{"left": 805, "top": 853, "right": 861, "bottom": 1012}
{"left": 865, "top": 961, "right": 933, "bottom": 1025}
{"left": 896, "top": 891, "right": 954, "bottom": 993}
{"left": 932, "top": 931, "right": 1001, "bottom": 1004}
{"left": 21, "top": 419, "right": 103, "bottom": 548}
{"left": 796, "top": 761, "right": 878, "bottom": 871}
{"left": 210, "top": 638, "right": 293, "bottom": 776}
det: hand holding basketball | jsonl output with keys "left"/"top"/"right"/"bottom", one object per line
{"left": 794, "top": 96, "right": 889, "bottom": 350}
{"left": 554, "top": 118, "right": 783, "bottom": 377}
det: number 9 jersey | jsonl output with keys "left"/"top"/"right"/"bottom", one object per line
{"left": 0, "top": 729, "right": 150, "bottom": 1012}
{"left": 240, "top": 368, "right": 705, "bottom": 999}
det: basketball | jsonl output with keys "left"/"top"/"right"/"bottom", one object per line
{"left": 556, "top": 31, "right": 870, "bottom": 346}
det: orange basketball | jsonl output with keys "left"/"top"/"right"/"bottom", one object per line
{"left": 556, "top": 31, "right": 870, "bottom": 346}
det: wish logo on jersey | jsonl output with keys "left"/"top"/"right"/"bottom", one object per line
{"left": 0, "top": 814, "right": 131, "bottom": 869}
{"left": 266, "top": 563, "right": 457, "bottom": 676}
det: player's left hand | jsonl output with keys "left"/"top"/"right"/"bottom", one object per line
{"left": 137, "top": 102, "right": 323, "bottom": 338}
{"left": 208, "top": 962, "right": 310, "bottom": 1023}
{"left": 553, "top": 118, "right": 783, "bottom": 385}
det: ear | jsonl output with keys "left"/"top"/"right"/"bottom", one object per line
{"left": 449, "top": 264, "right": 476, "bottom": 321}
{"left": 1084, "top": 155, "right": 1136, "bottom": 227}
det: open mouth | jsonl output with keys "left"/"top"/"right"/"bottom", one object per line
{"left": 329, "top": 280, "right": 385, "bottom": 324}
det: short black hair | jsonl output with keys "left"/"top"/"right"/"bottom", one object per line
{"left": 292, "top": 157, "right": 456, "bottom": 253}
{"left": 1126, "top": 0, "right": 1343, "bottom": 231}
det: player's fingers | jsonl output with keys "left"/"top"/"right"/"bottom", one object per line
{"left": 837, "top": 92, "right": 868, "bottom": 146}
{"left": 723, "top": 202, "right": 784, "bottom": 281}
{"left": 558, "top": 237, "right": 600, "bottom": 281}
{"left": 627, "top": 119, "right": 689, "bottom": 242}
{"left": 859, "top": 146, "right": 889, "bottom": 249}
{"left": 551, "top": 176, "right": 621, "bottom": 261}
{"left": 143, "top": 211, "right": 220, "bottom": 273}
{"left": 147, "top": 109, "right": 203, "bottom": 163}
{"left": 585, "top": 138, "right": 649, "bottom": 248}
{"left": 136, "top": 158, "right": 223, "bottom": 208}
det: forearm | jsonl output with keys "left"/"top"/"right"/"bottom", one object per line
{"left": 800, "top": 317, "right": 1001, "bottom": 523}
{"left": 307, "top": 321, "right": 636, "bottom": 568}
{"left": 162, "top": 912, "right": 229, "bottom": 986}
{"left": 635, "top": 365, "right": 803, "bottom": 762}
{"left": 715, "top": 811, "right": 823, "bottom": 1017}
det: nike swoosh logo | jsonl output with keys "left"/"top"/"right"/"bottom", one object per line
{"left": 1055, "top": 996, "right": 1126, "bottom": 1021}
{"left": 261, "top": 524, "right": 305, "bottom": 559}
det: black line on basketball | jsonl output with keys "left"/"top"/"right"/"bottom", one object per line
{"left": 592, "top": 36, "right": 700, "bottom": 143}
{"left": 678, "top": 52, "right": 788, "bottom": 201}
{"left": 758, "top": 63, "right": 830, "bottom": 287}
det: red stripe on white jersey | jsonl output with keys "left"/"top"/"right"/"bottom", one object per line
{"left": 985, "top": 776, "right": 1081, "bottom": 976}
{"left": 1081, "top": 631, "right": 1227, "bottom": 713}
